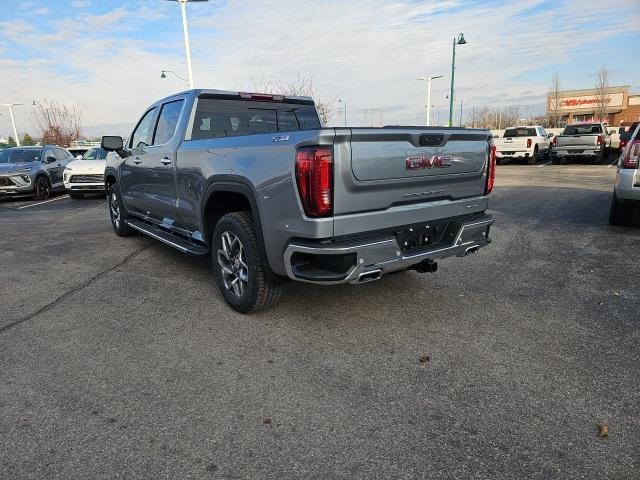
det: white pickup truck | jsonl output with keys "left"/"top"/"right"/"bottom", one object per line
{"left": 550, "top": 122, "right": 610, "bottom": 164}
{"left": 493, "top": 126, "right": 550, "bottom": 165}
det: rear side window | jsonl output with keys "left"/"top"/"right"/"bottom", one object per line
{"left": 54, "top": 148, "right": 70, "bottom": 160}
{"left": 130, "top": 108, "right": 157, "bottom": 149}
{"left": 153, "top": 99, "right": 185, "bottom": 145}
{"left": 504, "top": 128, "right": 536, "bottom": 137}
{"left": 191, "top": 99, "right": 321, "bottom": 140}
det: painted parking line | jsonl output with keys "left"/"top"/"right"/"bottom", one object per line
{"left": 17, "top": 195, "right": 69, "bottom": 209}
{"left": 537, "top": 161, "right": 552, "bottom": 167}
{"left": 607, "top": 158, "right": 619, "bottom": 168}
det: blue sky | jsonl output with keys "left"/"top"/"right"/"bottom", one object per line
{"left": 1, "top": 0, "right": 639, "bottom": 137}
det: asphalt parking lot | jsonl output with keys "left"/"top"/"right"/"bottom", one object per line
{"left": 1, "top": 165, "right": 638, "bottom": 479}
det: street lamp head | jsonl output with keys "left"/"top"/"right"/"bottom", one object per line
{"left": 457, "top": 33, "right": 466, "bottom": 45}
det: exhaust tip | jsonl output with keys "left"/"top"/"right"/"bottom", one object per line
{"left": 358, "top": 269, "right": 382, "bottom": 283}
{"left": 465, "top": 245, "right": 480, "bottom": 255}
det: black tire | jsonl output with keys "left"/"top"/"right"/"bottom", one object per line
{"left": 33, "top": 176, "right": 51, "bottom": 200}
{"left": 609, "top": 192, "right": 633, "bottom": 226}
{"left": 527, "top": 147, "right": 537, "bottom": 165}
{"left": 212, "top": 212, "right": 281, "bottom": 313}
{"left": 69, "top": 193, "right": 84, "bottom": 199}
{"left": 107, "top": 183, "right": 135, "bottom": 236}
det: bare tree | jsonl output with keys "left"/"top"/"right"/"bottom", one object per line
{"left": 594, "top": 66, "right": 610, "bottom": 123}
{"left": 31, "top": 99, "right": 81, "bottom": 147}
{"left": 466, "top": 106, "right": 492, "bottom": 128}
{"left": 548, "top": 73, "right": 562, "bottom": 128}
{"left": 247, "top": 72, "right": 335, "bottom": 125}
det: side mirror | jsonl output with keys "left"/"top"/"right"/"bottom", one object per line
{"left": 101, "top": 135, "right": 124, "bottom": 151}
{"left": 547, "top": 133, "right": 554, "bottom": 138}
{"left": 45, "top": 156, "right": 57, "bottom": 164}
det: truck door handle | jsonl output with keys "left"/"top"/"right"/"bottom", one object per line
{"left": 133, "top": 157, "right": 142, "bottom": 164}
{"left": 160, "top": 157, "right": 172, "bottom": 165}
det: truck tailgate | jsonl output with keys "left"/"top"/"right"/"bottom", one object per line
{"left": 494, "top": 137, "right": 527, "bottom": 152}
{"left": 556, "top": 135, "right": 598, "bottom": 147}
{"left": 332, "top": 128, "right": 491, "bottom": 235}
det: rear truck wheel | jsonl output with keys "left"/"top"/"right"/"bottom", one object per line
{"left": 108, "top": 183, "right": 135, "bottom": 236}
{"left": 609, "top": 192, "right": 633, "bottom": 226}
{"left": 212, "top": 212, "right": 281, "bottom": 313}
{"left": 34, "top": 176, "right": 51, "bottom": 200}
{"left": 528, "top": 147, "right": 538, "bottom": 165}
{"left": 69, "top": 193, "right": 84, "bottom": 199}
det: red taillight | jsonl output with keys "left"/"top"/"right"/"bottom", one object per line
{"left": 485, "top": 143, "right": 496, "bottom": 194}
{"left": 552, "top": 136, "right": 557, "bottom": 147}
{"left": 622, "top": 141, "right": 640, "bottom": 169}
{"left": 295, "top": 146, "right": 333, "bottom": 217}
{"left": 597, "top": 134, "right": 604, "bottom": 146}
{"left": 620, "top": 139, "right": 627, "bottom": 149}
{"left": 527, "top": 138, "right": 532, "bottom": 148}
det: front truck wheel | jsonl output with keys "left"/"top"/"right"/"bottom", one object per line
{"left": 609, "top": 192, "right": 633, "bottom": 226}
{"left": 212, "top": 212, "right": 281, "bottom": 313}
{"left": 107, "top": 183, "right": 135, "bottom": 236}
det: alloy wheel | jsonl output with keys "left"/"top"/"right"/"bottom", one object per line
{"left": 109, "top": 191, "right": 121, "bottom": 228}
{"left": 217, "top": 231, "right": 249, "bottom": 298}
{"left": 38, "top": 177, "right": 50, "bottom": 199}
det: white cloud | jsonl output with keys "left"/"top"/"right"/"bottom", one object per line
{"left": 29, "top": 7, "right": 49, "bottom": 15}
{"left": 70, "top": 0, "right": 91, "bottom": 7}
{"left": 0, "top": 0, "right": 639, "bottom": 138}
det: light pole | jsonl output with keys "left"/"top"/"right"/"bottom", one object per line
{"left": 167, "top": 0, "right": 208, "bottom": 89}
{"left": 448, "top": 33, "right": 466, "bottom": 127}
{"left": 338, "top": 99, "right": 347, "bottom": 127}
{"left": 0, "top": 103, "right": 22, "bottom": 146}
{"left": 417, "top": 75, "right": 442, "bottom": 126}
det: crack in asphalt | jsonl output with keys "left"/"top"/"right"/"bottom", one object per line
{"left": 0, "top": 246, "right": 150, "bottom": 333}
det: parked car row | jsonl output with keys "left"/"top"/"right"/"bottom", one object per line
{"left": 0, "top": 146, "right": 108, "bottom": 200}
{"left": 493, "top": 121, "right": 632, "bottom": 165}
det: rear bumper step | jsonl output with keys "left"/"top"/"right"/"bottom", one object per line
{"left": 284, "top": 213, "right": 493, "bottom": 284}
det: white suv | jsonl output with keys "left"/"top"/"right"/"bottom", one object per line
{"left": 63, "top": 147, "right": 108, "bottom": 199}
{"left": 609, "top": 123, "right": 640, "bottom": 226}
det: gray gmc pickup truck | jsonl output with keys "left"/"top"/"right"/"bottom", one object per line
{"left": 102, "top": 89, "right": 495, "bottom": 312}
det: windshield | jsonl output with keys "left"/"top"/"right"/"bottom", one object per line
{"left": 0, "top": 149, "right": 42, "bottom": 164}
{"left": 503, "top": 128, "right": 536, "bottom": 138}
{"left": 564, "top": 124, "right": 602, "bottom": 135}
{"left": 81, "top": 147, "right": 108, "bottom": 160}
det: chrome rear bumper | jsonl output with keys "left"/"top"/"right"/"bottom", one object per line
{"left": 284, "top": 213, "right": 494, "bottom": 284}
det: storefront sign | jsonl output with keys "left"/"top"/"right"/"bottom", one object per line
{"left": 550, "top": 93, "right": 624, "bottom": 111}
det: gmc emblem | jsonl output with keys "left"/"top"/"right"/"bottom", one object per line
{"left": 406, "top": 155, "right": 452, "bottom": 170}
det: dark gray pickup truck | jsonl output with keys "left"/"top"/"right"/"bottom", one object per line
{"left": 102, "top": 89, "right": 495, "bottom": 312}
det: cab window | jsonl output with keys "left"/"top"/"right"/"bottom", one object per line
{"left": 153, "top": 100, "right": 185, "bottom": 145}
{"left": 130, "top": 108, "right": 157, "bottom": 149}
